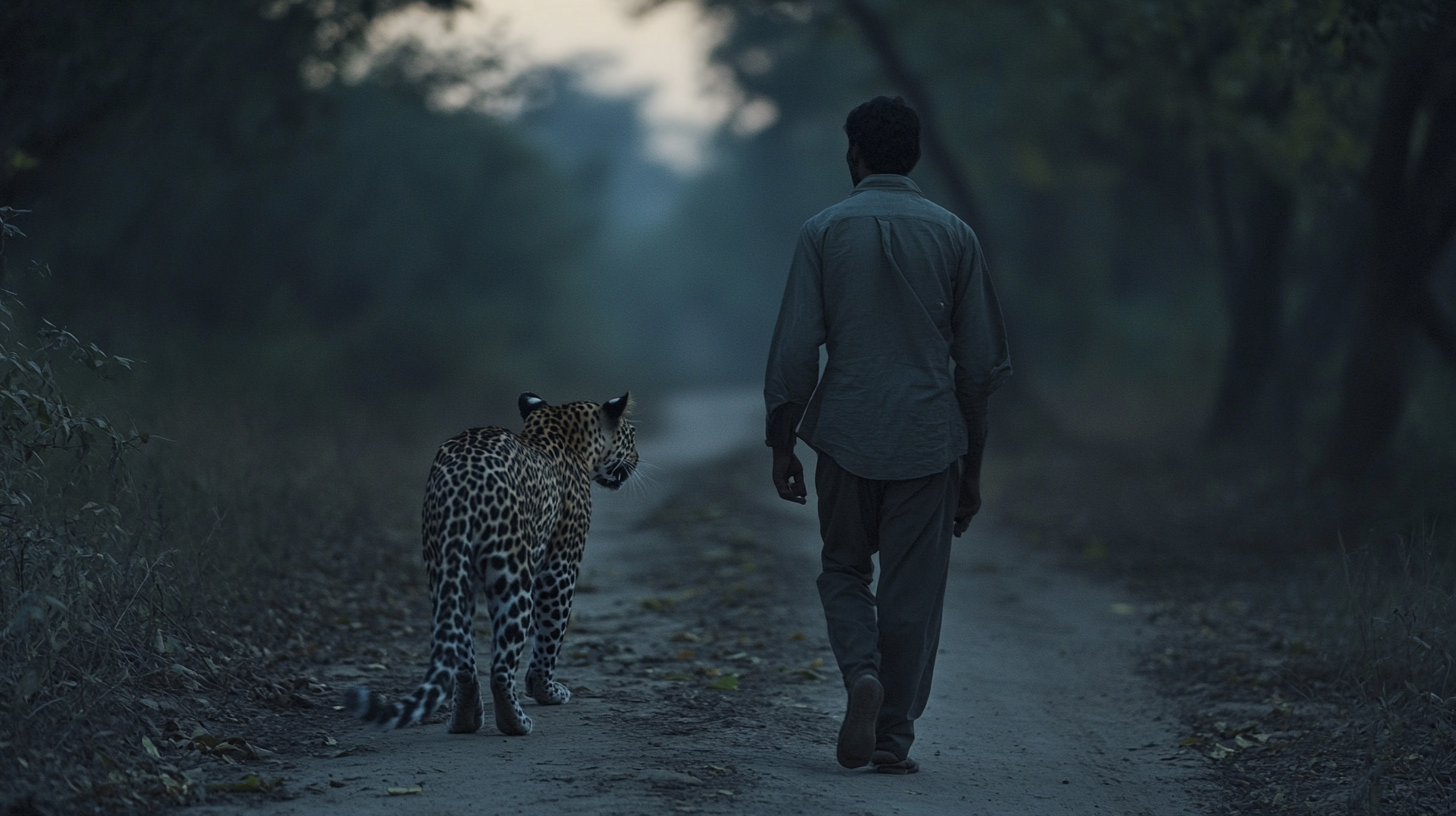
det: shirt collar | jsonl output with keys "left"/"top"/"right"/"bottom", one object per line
{"left": 850, "top": 174, "right": 923, "bottom": 196}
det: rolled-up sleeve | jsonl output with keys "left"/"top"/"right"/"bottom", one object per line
{"left": 951, "top": 230, "right": 1012, "bottom": 403}
{"left": 764, "top": 223, "right": 826, "bottom": 448}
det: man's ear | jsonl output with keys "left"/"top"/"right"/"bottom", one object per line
{"left": 519, "top": 392, "right": 549, "bottom": 419}
{"left": 602, "top": 393, "right": 631, "bottom": 423}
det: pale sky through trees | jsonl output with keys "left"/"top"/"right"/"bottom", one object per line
{"left": 372, "top": 0, "right": 777, "bottom": 171}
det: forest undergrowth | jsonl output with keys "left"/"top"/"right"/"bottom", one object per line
{"left": 989, "top": 429, "right": 1456, "bottom": 815}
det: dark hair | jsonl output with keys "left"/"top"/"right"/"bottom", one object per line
{"left": 843, "top": 96, "right": 921, "bottom": 175}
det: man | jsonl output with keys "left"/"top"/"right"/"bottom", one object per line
{"left": 764, "top": 96, "right": 1010, "bottom": 775}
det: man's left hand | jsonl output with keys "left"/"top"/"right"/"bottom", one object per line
{"left": 773, "top": 449, "right": 808, "bottom": 504}
{"left": 953, "top": 472, "right": 981, "bottom": 537}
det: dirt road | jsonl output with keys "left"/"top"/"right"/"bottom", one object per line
{"left": 195, "top": 389, "right": 1209, "bottom": 816}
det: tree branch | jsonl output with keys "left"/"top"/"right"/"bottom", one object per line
{"left": 837, "top": 0, "right": 990, "bottom": 238}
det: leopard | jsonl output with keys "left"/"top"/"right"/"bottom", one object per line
{"left": 343, "top": 392, "right": 636, "bottom": 736}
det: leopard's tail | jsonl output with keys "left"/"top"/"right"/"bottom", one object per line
{"left": 341, "top": 661, "right": 454, "bottom": 729}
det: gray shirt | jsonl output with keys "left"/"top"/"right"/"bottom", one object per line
{"left": 764, "top": 174, "right": 1011, "bottom": 481}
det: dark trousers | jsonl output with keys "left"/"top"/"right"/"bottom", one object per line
{"left": 814, "top": 451, "right": 957, "bottom": 761}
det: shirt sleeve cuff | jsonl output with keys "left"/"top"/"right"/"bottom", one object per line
{"left": 766, "top": 403, "right": 806, "bottom": 450}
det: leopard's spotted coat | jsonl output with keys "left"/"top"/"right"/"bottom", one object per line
{"left": 343, "top": 392, "right": 636, "bottom": 735}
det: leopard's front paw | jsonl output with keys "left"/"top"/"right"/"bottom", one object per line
{"left": 490, "top": 681, "right": 534, "bottom": 736}
{"left": 526, "top": 672, "right": 571, "bottom": 706}
{"left": 495, "top": 708, "right": 534, "bottom": 736}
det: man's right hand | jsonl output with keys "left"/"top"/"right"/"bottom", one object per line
{"left": 953, "top": 470, "right": 981, "bottom": 537}
{"left": 773, "top": 448, "right": 808, "bottom": 504}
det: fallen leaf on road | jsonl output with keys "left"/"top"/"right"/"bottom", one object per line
{"left": 141, "top": 736, "right": 161, "bottom": 759}
{"left": 159, "top": 770, "right": 193, "bottom": 799}
{"left": 191, "top": 733, "right": 275, "bottom": 760}
{"left": 792, "top": 656, "right": 827, "bottom": 681}
{"left": 387, "top": 785, "right": 424, "bottom": 795}
{"left": 707, "top": 674, "right": 739, "bottom": 691}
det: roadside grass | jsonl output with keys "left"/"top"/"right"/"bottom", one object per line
{"left": 1331, "top": 528, "right": 1456, "bottom": 703}
{"left": 1319, "top": 529, "right": 1456, "bottom": 812}
{"left": 987, "top": 433, "right": 1456, "bottom": 814}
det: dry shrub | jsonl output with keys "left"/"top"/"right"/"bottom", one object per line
{"left": 0, "top": 273, "right": 188, "bottom": 807}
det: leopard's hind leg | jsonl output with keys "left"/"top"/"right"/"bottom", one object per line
{"left": 525, "top": 549, "right": 578, "bottom": 706}
{"left": 446, "top": 584, "right": 483, "bottom": 734}
{"left": 484, "top": 543, "right": 536, "bottom": 736}
{"left": 432, "top": 538, "right": 484, "bottom": 734}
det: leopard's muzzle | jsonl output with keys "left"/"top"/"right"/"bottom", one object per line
{"left": 594, "top": 461, "right": 633, "bottom": 490}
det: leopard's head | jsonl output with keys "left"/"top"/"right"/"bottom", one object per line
{"left": 592, "top": 393, "right": 637, "bottom": 489}
{"left": 518, "top": 392, "right": 637, "bottom": 489}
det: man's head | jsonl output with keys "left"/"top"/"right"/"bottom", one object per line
{"left": 843, "top": 96, "right": 921, "bottom": 183}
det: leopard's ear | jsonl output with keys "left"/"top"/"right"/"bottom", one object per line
{"left": 519, "top": 392, "right": 549, "bottom": 419}
{"left": 602, "top": 392, "right": 632, "bottom": 423}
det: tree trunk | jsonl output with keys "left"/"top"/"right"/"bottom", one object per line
{"left": 1326, "top": 225, "right": 1424, "bottom": 479}
{"left": 1263, "top": 201, "right": 1365, "bottom": 440}
{"left": 1323, "top": 10, "right": 1456, "bottom": 482}
{"left": 1205, "top": 148, "right": 1293, "bottom": 439}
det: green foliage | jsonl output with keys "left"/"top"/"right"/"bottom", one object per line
{"left": 0, "top": 310, "right": 141, "bottom": 514}
{"left": 0, "top": 209, "right": 140, "bottom": 539}
{"left": 1026, "top": 0, "right": 1426, "bottom": 185}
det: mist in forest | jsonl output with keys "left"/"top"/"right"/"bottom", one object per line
{"left": 3, "top": 0, "right": 1454, "bottom": 494}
